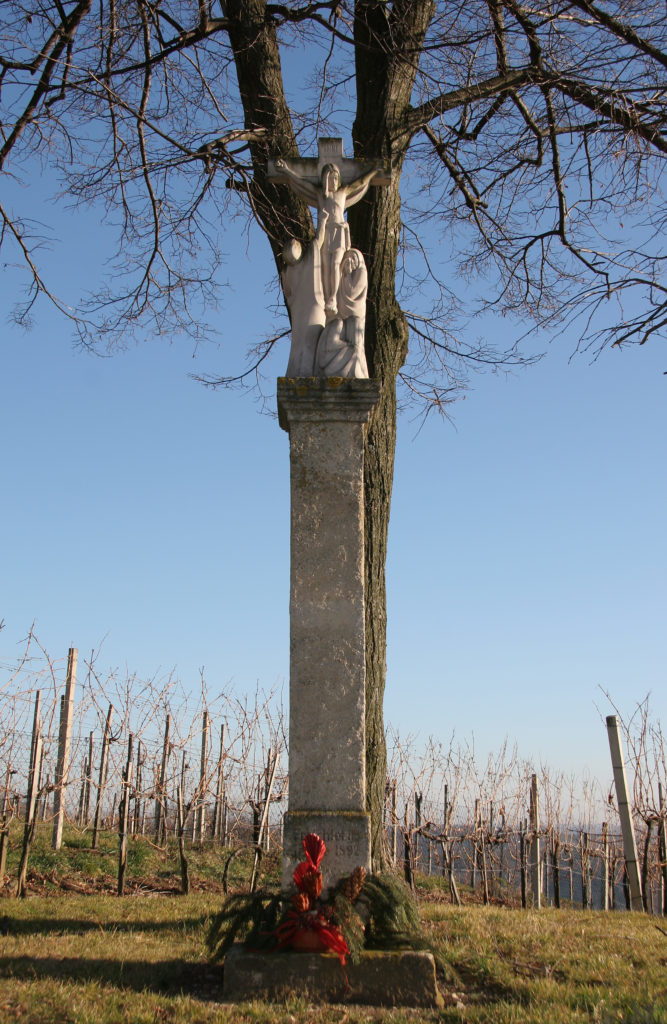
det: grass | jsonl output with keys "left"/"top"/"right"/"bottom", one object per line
{"left": 421, "top": 902, "right": 667, "bottom": 1022}
{"left": 1, "top": 891, "right": 665, "bottom": 1022}
{"left": 1, "top": 821, "right": 277, "bottom": 894}
{"left": 1, "top": 826, "right": 666, "bottom": 1022}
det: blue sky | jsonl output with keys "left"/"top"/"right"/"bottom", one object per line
{"left": 2, "top": 156, "right": 666, "bottom": 796}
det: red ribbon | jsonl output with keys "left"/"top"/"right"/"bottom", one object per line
{"left": 275, "top": 910, "right": 350, "bottom": 965}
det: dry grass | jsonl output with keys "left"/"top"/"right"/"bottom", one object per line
{"left": 422, "top": 902, "right": 667, "bottom": 1022}
{"left": 0, "top": 828, "right": 665, "bottom": 1022}
{"left": 0, "top": 888, "right": 665, "bottom": 1023}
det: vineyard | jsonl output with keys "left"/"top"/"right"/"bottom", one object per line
{"left": 1, "top": 631, "right": 665, "bottom": 913}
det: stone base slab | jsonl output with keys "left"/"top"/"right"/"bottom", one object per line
{"left": 282, "top": 810, "right": 371, "bottom": 892}
{"left": 223, "top": 947, "right": 444, "bottom": 1008}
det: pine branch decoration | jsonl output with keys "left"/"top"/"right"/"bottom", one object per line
{"left": 207, "top": 893, "right": 284, "bottom": 960}
{"left": 360, "top": 873, "right": 424, "bottom": 949}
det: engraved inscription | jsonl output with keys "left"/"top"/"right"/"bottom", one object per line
{"left": 288, "top": 827, "right": 363, "bottom": 863}
{"left": 282, "top": 814, "right": 371, "bottom": 889}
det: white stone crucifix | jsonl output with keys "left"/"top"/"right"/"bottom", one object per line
{"left": 268, "top": 138, "right": 390, "bottom": 379}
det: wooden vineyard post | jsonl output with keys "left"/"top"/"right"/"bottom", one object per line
{"left": 77, "top": 755, "right": 87, "bottom": 826}
{"left": 176, "top": 782, "right": 189, "bottom": 894}
{"left": 520, "top": 819, "right": 527, "bottom": 909}
{"left": 610, "top": 852, "right": 618, "bottom": 910}
{"left": 441, "top": 784, "right": 449, "bottom": 883}
{"left": 480, "top": 829, "right": 489, "bottom": 905}
{"left": 2, "top": 764, "right": 12, "bottom": 819}
{"left": 470, "top": 798, "right": 479, "bottom": 890}
{"left": 211, "top": 722, "right": 226, "bottom": 843}
{"left": 223, "top": 796, "right": 229, "bottom": 846}
{"left": 498, "top": 813, "right": 506, "bottom": 890}
{"left": 262, "top": 750, "right": 274, "bottom": 853}
{"left": 641, "top": 820, "right": 653, "bottom": 913}
{"left": 542, "top": 845, "right": 548, "bottom": 903}
{"left": 0, "top": 818, "right": 8, "bottom": 877}
{"left": 391, "top": 781, "right": 398, "bottom": 867}
{"left": 194, "top": 711, "right": 209, "bottom": 844}
{"left": 179, "top": 750, "right": 188, "bottom": 836}
{"left": 92, "top": 704, "right": 113, "bottom": 850}
{"left": 81, "top": 732, "right": 94, "bottom": 825}
{"left": 52, "top": 647, "right": 77, "bottom": 850}
{"left": 250, "top": 749, "right": 279, "bottom": 892}
{"left": 383, "top": 779, "right": 391, "bottom": 861}
{"left": 0, "top": 764, "right": 11, "bottom": 877}
{"left": 117, "top": 734, "right": 134, "bottom": 896}
{"left": 606, "top": 715, "right": 643, "bottom": 910}
{"left": 154, "top": 714, "right": 170, "bottom": 844}
{"left": 443, "top": 784, "right": 449, "bottom": 840}
{"left": 602, "top": 822, "right": 610, "bottom": 911}
{"left": 403, "top": 806, "right": 414, "bottom": 891}
{"left": 17, "top": 691, "right": 42, "bottom": 897}
{"left": 132, "top": 741, "right": 143, "bottom": 836}
{"left": 383, "top": 779, "right": 397, "bottom": 866}
{"left": 612, "top": 839, "right": 620, "bottom": 910}
{"left": 39, "top": 772, "right": 49, "bottom": 821}
{"left": 659, "top": 782, "right": 667, "bottom": 917}
{"left": 581, "top": 832, "right": 591, "bottom": 909}
{"left": 414, "top": 792, "right": 422, "bottom": 873}
{"left": 552, "top": 834, "right": 561, "bottom": 909}
{"left": 441, "top": 838, "right": 461, "bottom": 906}
{"left": 530, "top": 774, "right": 541, "bottom": 909}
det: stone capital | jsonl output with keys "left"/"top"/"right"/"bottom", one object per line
{"left": 277, "top": 376, "right": 381, "bottom": 431}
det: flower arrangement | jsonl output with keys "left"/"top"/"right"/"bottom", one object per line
{"left": 274, "top": 833, "right": 365, "bottom": 964}
{"left": 207, "top": 832, "right": 424, "bottom": 966}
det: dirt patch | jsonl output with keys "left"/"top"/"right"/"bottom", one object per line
{"left": 0, "top": 869, "right": 230, "bottom": 898}
{"left": 416, "top": 886, "right": 521, "bottom": 909}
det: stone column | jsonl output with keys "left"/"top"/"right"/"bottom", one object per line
{"left": 278, "top": 377, "right": 380, "bottom": 892}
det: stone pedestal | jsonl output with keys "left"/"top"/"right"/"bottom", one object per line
{"left": 278, "top": 377, "right": 380, "bottom": 891}
{"left": 223, "top": 947, "right": 444, "bottom": 1008}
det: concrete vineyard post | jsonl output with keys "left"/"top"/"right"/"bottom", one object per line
{"left": 606, "top": 715, "right": 643, "bottom": 911}
{"left": 52, "top": 647, "right": 77, "bottom": 850}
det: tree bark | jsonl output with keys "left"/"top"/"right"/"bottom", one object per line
{"left": 350, "top": 0, "right": 435, "bottom": 870}
{"left": 224, "top": 0, "right": 313, "bottom": 257}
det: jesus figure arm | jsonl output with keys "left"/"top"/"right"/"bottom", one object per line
{"left": 343, "top": 166, "right": 385, "bottom": 208}
{"left": 275, "top": 159, "right": 320, "bottom": 206}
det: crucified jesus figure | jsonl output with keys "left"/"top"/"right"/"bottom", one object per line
{"left": 275, "top": 159, "right": 383, "bottom": 319}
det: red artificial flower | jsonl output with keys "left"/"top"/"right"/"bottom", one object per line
{"left": 302, "top": 833, "right": 326, "bottom": 869}
{"left": 293, "top": 862, "right": 322, "bottom": 899}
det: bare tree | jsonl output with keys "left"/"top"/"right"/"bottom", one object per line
{"left": 2, "top": 0, "right": 665, "bottom": 863}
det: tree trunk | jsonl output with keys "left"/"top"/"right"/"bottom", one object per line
{"left": 363, "top": 377, "right": 400, "bottom": 867}
{"left": 224, "top": 0, "right": 313, "bottom": 257}
{"left": 350, "top": 0, "right": 435, "bottom": 869}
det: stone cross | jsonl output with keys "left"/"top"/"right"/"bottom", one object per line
{"left": 267, "top": 137, "right": 391, "bottom": 190}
